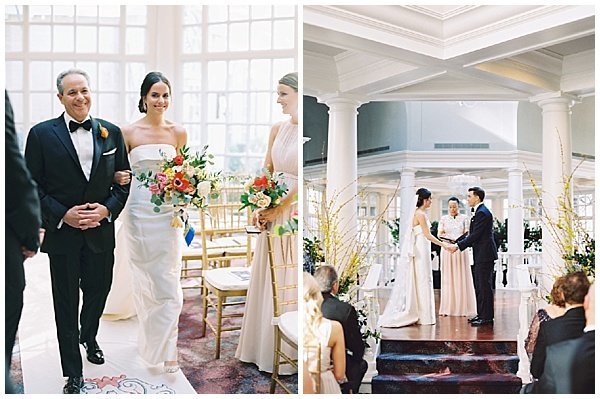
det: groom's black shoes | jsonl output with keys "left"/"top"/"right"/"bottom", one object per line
{"left": 471, "top": 318, "right": 493, "bottom": 326}
{"left": 82, "top": 340, "right": 105, "bottom": 365}
{"left": 468, "top": 316, "right": 480, "bottom": 323}
{"left": 63, "top": 376, "right": 84, "bottom": 394}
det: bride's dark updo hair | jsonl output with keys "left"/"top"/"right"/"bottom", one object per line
{"left": 138, "top": 71, "right": 172, "bottom": 113}
{"left": 416, "top": 188, "right": 432, "bottom": 207}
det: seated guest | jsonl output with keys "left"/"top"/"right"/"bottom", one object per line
{"left": 536, "top": 282, "right": 595, "bottom": 394}
{"left": 572, "top": 281, "right": 594, "bottom": 393}
{"left": 303, "top": 272, "right": 346, "bottom": 394}
{"left": 530, "top": 271, "right": 589, "bottom": 379}
{"left": 314, "top": 265, "right": 368, "bottom": 394}
{"left": 524, "top": 276, "right": 566, "bottom": 357}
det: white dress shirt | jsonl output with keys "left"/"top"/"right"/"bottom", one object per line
{"left": 64, "top": 113, "right": 94, "bottom": 181}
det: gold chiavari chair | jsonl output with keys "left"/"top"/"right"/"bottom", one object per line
{"left": 267, "top": 231, "right": 298, "bottom": 394}
{"left": 198, "top": 203, "right": 253, "bottom": 359}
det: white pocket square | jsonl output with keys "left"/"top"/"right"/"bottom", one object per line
{"left": 102, "top": 148, "right": 117, "bottom": 156}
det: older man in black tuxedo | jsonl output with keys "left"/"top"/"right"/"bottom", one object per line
{"left": 314, "top": 265, "right": 368, "bottom": 394}
{"left": 5, "top": 90, "right": 42, "bottom": 393}
{"left": 24, "top": 69, "right": 130, "bottom": 394}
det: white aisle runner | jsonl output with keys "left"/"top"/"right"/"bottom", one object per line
{"left": 19, "top": 253, "right": 196, "bottom": 394}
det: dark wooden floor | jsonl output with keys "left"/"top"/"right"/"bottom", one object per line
{"left": 380, "top": 290, "right": 520, "bottom": 342}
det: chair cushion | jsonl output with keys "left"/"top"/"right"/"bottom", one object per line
{"left": 278, "top": 311, "right": 298, "bottom": 346}
{"left": 205, "top": 267, "right": 251, "bottom": 291}
{"left": 182, "top": 246, "right": 224, "bottom": 258}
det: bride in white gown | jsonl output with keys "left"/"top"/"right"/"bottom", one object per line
{"left": 379, "top": 188, "right": 451, "bottom": 328}
{"left": 105, "top": 72, "right": 187, "bottom": 373}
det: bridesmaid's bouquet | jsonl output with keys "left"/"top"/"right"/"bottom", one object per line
{"left": 239, "top": 169, "right": 288, "bottom": 212}
{"left": 136, "top": 144, "right": 220, "bottom": 244}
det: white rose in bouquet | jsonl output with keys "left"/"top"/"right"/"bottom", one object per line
{"left": 197, "top": 180, "right": 212, "bottom": 196}
{"left": 255, "top": 192, "right": 272, "bottom": 208}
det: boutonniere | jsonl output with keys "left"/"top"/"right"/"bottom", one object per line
{"left": 98, "top": 122, "right": 109, "bottom": 139}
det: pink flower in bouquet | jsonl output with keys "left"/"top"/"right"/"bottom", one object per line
{"left": 149, "top": 183, "right": 161, "bottom": 195}
{"left": 156, "top": 172, "right": 168, "bottom": 184}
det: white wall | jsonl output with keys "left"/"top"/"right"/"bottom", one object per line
{"left": 406, "top": 101, "right": 519, "bottom": 151}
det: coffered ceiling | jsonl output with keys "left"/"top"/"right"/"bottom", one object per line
{"left": 304, "top": 5, "right": 595, "bottom": 101}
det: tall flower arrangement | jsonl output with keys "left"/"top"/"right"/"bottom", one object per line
{"left": 524, "top": 136, "right": 595, "bottom": 285}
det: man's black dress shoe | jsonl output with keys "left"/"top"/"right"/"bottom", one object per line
{"left": 468, "top": 316, "right": 480, "bottom": 323}
{"left": 82, "top": 341, "right": 105, "bottom": 365}
{"left": 471, "top": 318, "right": 493, "bottom": 326}
{"left": 63, "top": 376, "right": 83, "bottom": 394}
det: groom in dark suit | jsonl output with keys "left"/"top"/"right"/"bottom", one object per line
{"left": 24, "top": 69, "right": 130, "bottom": 394}
{"left": 450, "top": 186, "right": 497, "bottom": 326}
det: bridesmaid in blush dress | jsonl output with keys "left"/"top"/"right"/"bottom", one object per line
{"left": 437, "top": 197, "right": 477, "bottom": 317}
{"left": 235, "top": 73, "right": 299, "bottom": 373}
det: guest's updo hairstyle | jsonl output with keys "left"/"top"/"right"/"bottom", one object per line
{"left": 138, "top": 71, "right": 172, "bottom": 113}
{"left": 278, "top": 72, "right": 298, "bottom": 92}
{"left": 416, "top": 188, "right": 432, "bottom": 207}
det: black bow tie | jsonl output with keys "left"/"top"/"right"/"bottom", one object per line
{"left": 471, "top": 207, "right": 475, "bottom": 212}
{"left": 69, "top": 119, "right": 92, "bottom": 132}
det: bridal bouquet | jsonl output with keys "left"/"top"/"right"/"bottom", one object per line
{"left": 136, "top": 144, "right": 220, "bottom": 244}
{"left": 239, "top": 169, "right": 288, "bottom": 212}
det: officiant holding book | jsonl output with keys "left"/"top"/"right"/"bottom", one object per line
{"left": 437, "top": 197, "right": 476, "bottom": 317}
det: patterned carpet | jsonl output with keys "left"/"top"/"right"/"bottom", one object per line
{"left": 8, "top": 287, "right": 297, "bottom": 394}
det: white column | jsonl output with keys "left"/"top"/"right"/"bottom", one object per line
{"left": 507, "top": 168, "right": 525, "bottom": 289}
{"left": 398, "top": 168, "right": 417, "bottom": 245}
{"left": 531, "top": 92, "right": 576, "bottom": 295}
{"left": 318, "top": 94, "right": 366, "bottom": 271}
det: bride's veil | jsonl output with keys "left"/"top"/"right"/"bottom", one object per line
{"left": 378, "top": 194, "right": 419, "bottom": 327}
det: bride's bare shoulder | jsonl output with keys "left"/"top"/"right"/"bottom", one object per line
{"left": 121, "top": 119, "right": 147, "bottom": 136}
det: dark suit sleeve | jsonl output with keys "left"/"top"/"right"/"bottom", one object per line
{"left": 102, "top": 125, "right": 130, "bottom": 220}
{"left": 24, "top": 127, "right": 69, "bottom": 231}
{"left": 346, "top": 305, "right": 365, "bottom": 361}
{"left": 5, "top": 91, "right": 42, "bottom": 250}
{"left": 530, "top": 321, "right": 548, "bottom": 378}
{"left": 458, "top": 210, "right": 486, "bottom": 251}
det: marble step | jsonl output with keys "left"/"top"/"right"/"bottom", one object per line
{"left": 380, "top": 339, "right": 517, "bottom": 355}
{"left": 371, "top": 373, "right": 523, "bottom": 394}
{"left": 377, "top": 353, "right": 519, "bottom": 375}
